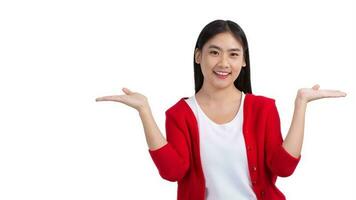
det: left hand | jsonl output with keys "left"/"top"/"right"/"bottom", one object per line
{"left": 296, "top": 84, "right": 347, "bottom": 104}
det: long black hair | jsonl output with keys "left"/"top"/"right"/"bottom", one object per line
{"left": 193, "top": 19, "right": 252, "bottom": 94}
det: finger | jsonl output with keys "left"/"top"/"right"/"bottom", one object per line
{"left": 96, "top": 96, "right": 111, "bottom": 101}
{"left": 96, "top": 97, "right": 104, "bottom": 101}
{"left": 96, "top": 95, "right": 121, "bottom": 102}
{"left": 312, "top": 84, "right": 320, "bottom": 90}
{"left": 320, "top": 90, "right": 347, "bottom": 97}
{"left": 122, "top": 87, "right": 133, "bottom": 95}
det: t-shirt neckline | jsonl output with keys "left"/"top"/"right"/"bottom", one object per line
{"left": 192, "top": 92, "right": 244, "bottom": 127}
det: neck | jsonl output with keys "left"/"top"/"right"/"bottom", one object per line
{"left": 197, "top": 83, "right": 242, "bottom": 104}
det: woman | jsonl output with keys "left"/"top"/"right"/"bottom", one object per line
{"left": 96, "top": 19, "right": 347, "bottom": 200}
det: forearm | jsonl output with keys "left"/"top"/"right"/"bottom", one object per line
{"left": 282, "top": 97, "right": 307, "bottom": 158}
{"left": 142, "top": 106, "right": 190, "bottom": 182}
{"left": 138, "top": 106, "right": 168, "bottom": 151}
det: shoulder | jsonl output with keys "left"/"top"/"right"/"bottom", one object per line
{"left": 165, "top": 93, "right": 277, "bottom": 118}
{"left": 243, "top": 93, "right": 280, "bottom": 124}
{"left": 164, "top": 97, "right": 189, "bottom": 121}
{"left": 245, "top": 92, "right": 276, "bottom": 109}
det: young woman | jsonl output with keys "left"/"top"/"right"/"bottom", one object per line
{"left": 96, "top": 20, "right": 347, "bottom": 200}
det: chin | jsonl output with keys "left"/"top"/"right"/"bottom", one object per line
{"left": 213, "top": 82, "right": 234, "bottom": 89}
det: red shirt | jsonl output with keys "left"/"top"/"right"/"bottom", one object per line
{"left": 148, "top": 93, "right": 301, "bottom": 200}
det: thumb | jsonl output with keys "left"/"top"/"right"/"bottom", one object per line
{"left": 122, "top": 87, "right": 133, "bottom": 95}
{"left": 312, "top": 84, "right": 320, "bottom": 90}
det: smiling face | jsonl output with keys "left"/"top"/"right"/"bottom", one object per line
{"left": 194, "top": 32, "right": 246, "bottom": 91}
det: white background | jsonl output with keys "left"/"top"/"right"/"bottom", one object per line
{"left": 0, "top": 0, "right": 355, "bottom": 199}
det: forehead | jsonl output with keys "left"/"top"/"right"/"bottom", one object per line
{"left": 204, "top": 32, "right": 243, "bottom": 50}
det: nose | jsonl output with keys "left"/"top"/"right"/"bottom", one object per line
{"left": 218, "top": 53, "right": 230, "bottom": 68}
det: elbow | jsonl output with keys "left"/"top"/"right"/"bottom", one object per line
{"left": 148, "top": 142, "right": 190, "bottom": 182}
{"left": 267, "top": 162, "right": 298, "bottom": 177}
{"left": 159, "top": 160, "right": 190, "bottom": 182}
{"left": 273, "top": 167, "right": 297, "bottom": 177}
{"left": 268, "top": 146, "right": 301, "bottom": 177}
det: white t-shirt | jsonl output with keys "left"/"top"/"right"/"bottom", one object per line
{"left": 184, "top": 92, "right": 257, "bottom": 200}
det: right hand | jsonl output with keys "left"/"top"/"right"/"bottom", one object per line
{"left": 95, "top": 87, "right": 149, "bottom": 112}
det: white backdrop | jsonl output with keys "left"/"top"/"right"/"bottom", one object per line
{"left": 0, "top": 0, "right": 355, "bottom": 199}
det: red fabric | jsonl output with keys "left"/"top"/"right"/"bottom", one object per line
{"left": 148, "top": 93, "right": 301, "bottom": 200}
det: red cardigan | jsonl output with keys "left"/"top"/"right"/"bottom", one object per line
{"left": 148, "top": 93, "right": 301, "bottom": 200}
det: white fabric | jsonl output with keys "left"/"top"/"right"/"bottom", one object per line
{"left": 184, "top": 92, "right": 257, "bottom": 200}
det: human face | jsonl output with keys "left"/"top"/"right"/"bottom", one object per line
{"left": 194, "top": 32, "right": 246, "bottom": 91}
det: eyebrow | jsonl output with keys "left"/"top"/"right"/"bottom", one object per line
{"left": 208, "top": 44, "right": 241, "bottom": 52}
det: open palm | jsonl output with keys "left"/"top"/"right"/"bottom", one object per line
{"left": 297, "top": 84, "right": 347, "bottom": 104}
{"left": 95, "top": 87, "right": 149, "bottom": 112}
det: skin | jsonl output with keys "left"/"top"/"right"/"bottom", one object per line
{"left": 194, "top": 32, "right": 246, "bottom": 106}
{"left": 95, "top": 32, "right": 348, "bottom": 157}
{"left": 193, "top": 32, "right": 245, "bottom": 124}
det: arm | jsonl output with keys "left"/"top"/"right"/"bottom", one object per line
{"left": 140, "top": 106, "right": 190, "bottom": 181}
{"left": 282, "top": 97, "right": 307, "bottom": 158}
{"left": 96, "top": 87, "right": 168, "bottom": 150}
{"left": 139, "top": 106, "right": 168, "bottom": 150}
{"left": 265, "top": 85, "right": 346, "bottom": 177}
{"left": 96, "top": 87, "right": 190, "bottom": 181}
{"left": 145, "top": 109, "right": 190, "bottom": 182}
{"left": 282, "top": 84, "right": 347, "bottom": 158}
{"left": 265, "top": 100, "right": 301, "bottom": 177}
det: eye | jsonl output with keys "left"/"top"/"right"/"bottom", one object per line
{"left": 209, "top": 50, "right": 219, "bottom": 55}
{"left": 231, "top": 53, "right": 239, "bottom": 56}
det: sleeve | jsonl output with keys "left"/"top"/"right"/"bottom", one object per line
{"left": 265, "top": 100, "right": 301, "bottom": 177}
{"left": 147, "top": 111, "right": 190, "bottom": 182}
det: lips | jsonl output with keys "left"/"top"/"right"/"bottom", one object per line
{"left": 213, "top": 70, "right": 231, "bottom": 79}
{"left": 213, "top": 70, "right": 231, "bottom": 75}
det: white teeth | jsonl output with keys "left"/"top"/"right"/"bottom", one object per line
{"left": 215, "top": 71, "right": 229, "bottom": 76}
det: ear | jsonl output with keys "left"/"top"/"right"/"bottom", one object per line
{"left": 194, "top": 48, "right": 201, "bottom": 64}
